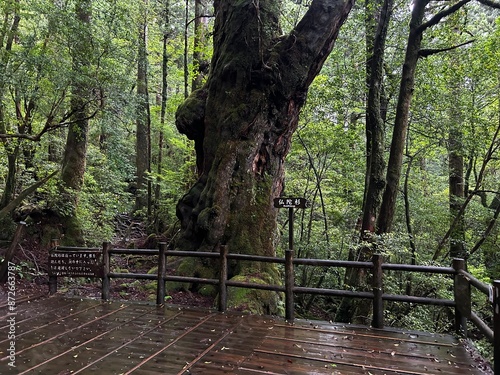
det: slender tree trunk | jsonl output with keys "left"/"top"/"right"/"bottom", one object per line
{"left": 336, "top": 0, "right": 392, "bottom": 324}
{"left": 154, "top": 0, "right": 171, "bottom": 233}
{"left": 59, "top": 0, "right": 92, "bottom": 245}
{"left": 1, "top": 151, "right": 18, "bottom": 210}
{"left": 433, "top": 119, "right": 500, "bottom": 260}
{"left": 135, "top": 1, "right": 152, "bottom": 214}
{"left": 448, "top": 84, "right": 466, "bottom": 258}
{"left": 376, "top": 0, "right": 472, "bottom": 233}
{"left": 0, "top": 2, "right": 21, "bottom": 211}
{"left": 48, "top": 129, "right": 63, "bottom": 162}
{"left": 192, "top": 0, "right": 210, "bottom": 91}
{"left": 376, "top": 0, "right": 429, "bottom": 234}
{"left": 183, "top": 0, "right": 190, "bottom": 99}
{"left": 361, "top": 0, "right": 392, "bottom": 236}
{"left": 175, "top": 0, "right": 354, "bottom": 313}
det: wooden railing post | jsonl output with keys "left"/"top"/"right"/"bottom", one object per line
{"left": 218, "top": 245, "right": 228, "bottom": 312}
{"left": 101, "top": 242, "right": 110, "bottom": 300}
{"left": 48, "top": 276, "right": 57, "bottom": 294}
{"left": 48, "top": 238, "right": 59, "bottom": 295}
{"left": 157, "top": 243, "right": 167, "bottom": 305}
{"left": 493, "top": 280, "right": 500, "bottom": 375}
{"left": 285, "top": 249, "right": 295, "bottom": 322}
{"left": 50, "top": 238, "right": 59, "bottom": 248}
{"left": 453, "top": 258, "right": 469, "bottom": 337}
{"left": 372, "top": 254, "right": 384, "bottom": 329}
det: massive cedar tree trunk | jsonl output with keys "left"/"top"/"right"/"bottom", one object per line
{"left": 175, "top": 0, "right": 354, "bottom": 312}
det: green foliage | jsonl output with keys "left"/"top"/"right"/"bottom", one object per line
{"left": 276, "top": 3, "right": 500, "bottom": 344}
{"left": 78, "top": 158, "right": 133, "bottom": 245}
{"left": 0, "top": 1, "right": 499, "bottom": 357}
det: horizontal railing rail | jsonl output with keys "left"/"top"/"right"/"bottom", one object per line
{"left": 47, "top": 240, "right": 499, "bottom": 374}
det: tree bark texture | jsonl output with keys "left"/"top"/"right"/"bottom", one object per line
{"left": 175, "top": 0, "right": 354, "bottom": 308}
{"left": 361, "top": 0, "right": 392, "bottom": 236}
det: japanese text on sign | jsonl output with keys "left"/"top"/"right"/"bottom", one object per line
{"left": 273, "top": 197, "right": 308, "bottom": 209}
{"left": 48, "top": 251, "right": 103, "bottom": 277}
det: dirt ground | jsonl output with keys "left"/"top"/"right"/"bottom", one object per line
{"left": 0, "top": 233, "right": 214, "bottom": 308}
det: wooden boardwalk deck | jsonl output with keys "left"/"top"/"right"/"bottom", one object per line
{"left": 0, "top": 296, "right": 489, "bottom": 374}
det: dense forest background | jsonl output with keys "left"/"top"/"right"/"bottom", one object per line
{"left": 1, "top": 0, "right": 500, "bottom": 357}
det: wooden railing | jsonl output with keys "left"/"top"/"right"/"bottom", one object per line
{"left": 48, "top": 242, "right": 500, "bottom": 374}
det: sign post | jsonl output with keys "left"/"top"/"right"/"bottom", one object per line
{"left": 273, "top": 197, "right": 308, "bottom": 252}
{"left": 273, "top": 197, "right": 308, "bottom": 321}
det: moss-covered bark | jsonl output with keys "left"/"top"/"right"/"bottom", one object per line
{"left": 174, "top": 0, "right": 354, "bottom": 314}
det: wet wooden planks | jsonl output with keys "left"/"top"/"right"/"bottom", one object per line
{"left": 242, "top": 322, "right": 476, "bottom": 375}
{"left": 0, "top": 296, "right": 488, "bottom": 374}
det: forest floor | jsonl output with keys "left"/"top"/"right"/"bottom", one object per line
{"left": 0, "top": 217, "right": 214, "bottom": 309}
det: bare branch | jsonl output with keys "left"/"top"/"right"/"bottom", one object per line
{"left": 0, "top": 171, "right": 58, "bottom": 222}
{"left": 417, "top": 0, "right": 471, "bottom": 33}
{"left": 466, "top": 201, "right": 500, "bottom": 260}
{"left": 0, "top": 97, "right": 100, "bottom": 141}
{"left": 419, "top": 39, "right": 475, "bottom": 58}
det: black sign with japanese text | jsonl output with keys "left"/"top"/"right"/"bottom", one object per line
{"left": 48, "top": 251, "right": 103, "bottom": 278}
{"left": 273, "top": 197, "right": 308, "bottom": 209}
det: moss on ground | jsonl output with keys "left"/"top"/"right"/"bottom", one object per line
{"left": 227, "top": 274, "right": 284, "bottom": 315}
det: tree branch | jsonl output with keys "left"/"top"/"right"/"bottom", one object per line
{"left": 433, "top": 120, "right": 500, "bottom": 260}
{"left": 283, "top": 0, "right": 356, "bottom": 91}
{"left": 466, "top": 201, "right": 500, "bottom": 260}
{"left": 0, "top": 106, "right": 99, "bottom": 141}
{"left": 0, "top": 171, "right": 58, "bottom": 221}
{"left": 419, "top": 40, "right": 475, "bottom": 58}
{"left": 417, "top": 0, "right": 471, "bottom": 34}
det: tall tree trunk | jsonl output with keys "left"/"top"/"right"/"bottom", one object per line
{"left": 135, "top": 1, "right": 152, "bottom": 214}
{"left": 59, "top": 0, "right": 92, "bottom": 245}
{"left": 154, "top": 0, "right": 170, "bottom": 233}
{"left": 192, "top": 0, "right": 210, "bottom": 91}
{"left": 1, "top": 151, "right": 18, "bottom": 210}
{"left": 183, "top": 0, "right": 190, "bottom": 99}
{"left": 336, "top": 0, "right": 393, "bottom": 324}
{"left": 362, "top": 0, "right": 392, "bottom": 236}
{"left": 376, "top": 0, "right": 429, "bottom": 234}
{"left": 448, "top": 84, "right": 466, "bottom": 259}
{"left": 175, "top": 0, "right": 354, "bottom": 313}
{"left": 0, "top": 2, "right": 21, "bottom": 211}
{"left": 376, "top": 0, "right": 472, "bottom": 234}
